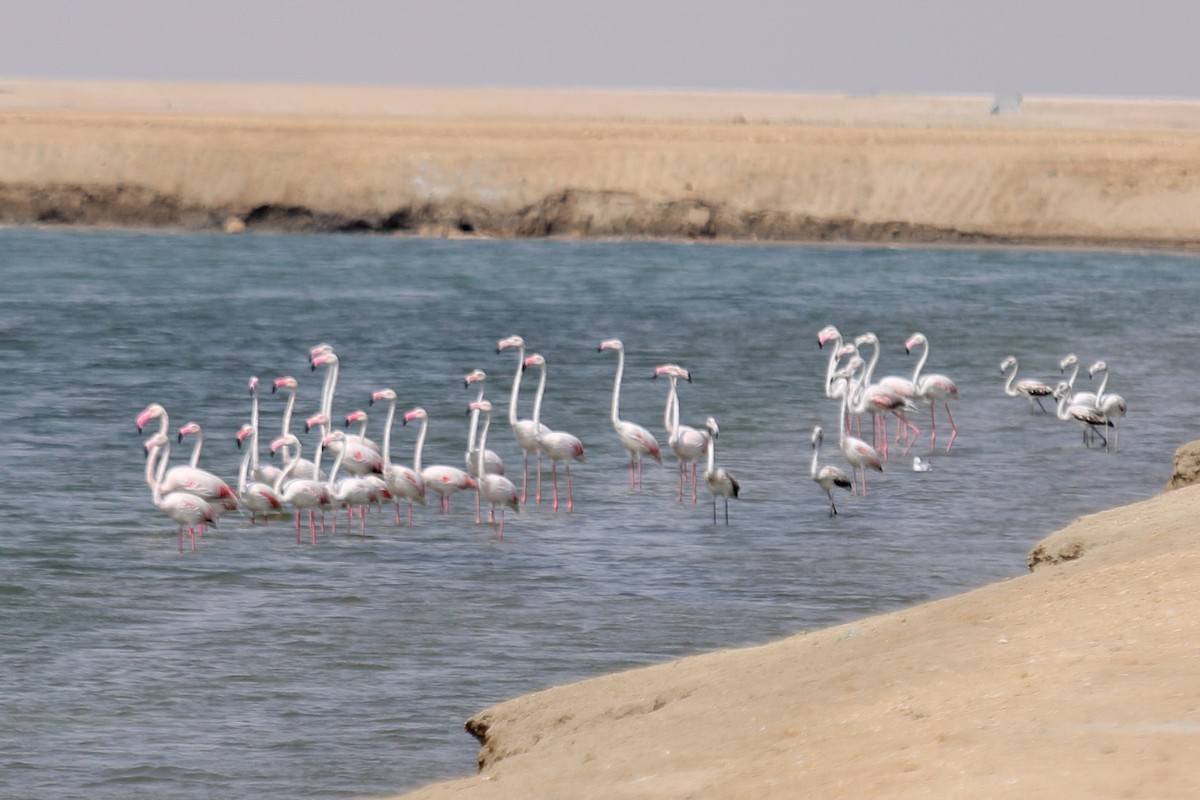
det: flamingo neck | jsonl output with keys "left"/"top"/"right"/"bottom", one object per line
{"left": 910, "top": 340, "right": 929, "bottom": 386}
{"left": 663, "top": 377, "right": 677, "bottom": 436}
{"left": 862, "top": 339, "right": 880, "bottom": 385}
{"left": 1002, "top": 361, "right": 1018, "bottom": 397}
{"left": 274, "top": 442, "right": 302, "bottom": 495}
{"left": 328, "top": 442, "right": 345, "bottom": 485}
{"left": 531, "top": 364, "right": 547, "bottom": 428}
{"left": 507, "top": 345, "right": 524, "bottom": 428}
{"left": 145, "top": 444, "right": 165, "bottom": 505}
{"left": 412, "top": 416, "right": 428, "bottom": 473}
{"left": 1094, "top": 368, "right": 1109, "bottom": 403}
{"left": 477, "top": 411, "right": 490, "bottom": 477}
{"left": 823, "top": 333, "right": 843, "bottom": 397}
{"left": 1064, "top": 361, "right": 1080, "bottom": 390}
{"left": 706, "top": 427, "right": 716, "bottom": 474}
{"left": 669, "top": 380, "right": 682, "bottom": 445}
{"left": 320, "top": 361, "right": 338, "bottom": 421}
{"left": 238, "top": 435, "right": 252, "bottom": 494}
{"left": 187, "top": 432, "right": 202, "bottom": 469}
{"left": 810, "top": 435, "right": 821, "bottom": 479}
{"left": 468, "top": 384, "right": 484, "bottom": 452}
{"left": 380, "top": 398, "right": 395, "bottom": 468}
{"left": 610, "top": 349, "right": 624, "bottom": 427}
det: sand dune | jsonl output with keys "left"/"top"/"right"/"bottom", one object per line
{"left": 4, "top": 79, "right": 1200, "bottom": 246}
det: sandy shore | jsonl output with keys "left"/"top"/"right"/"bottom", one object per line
{"left": 4, "top": 79, "right": 1200, "bottom": 245}
{"left": 393, "top": 453, "right": 1200, "bottom": 800}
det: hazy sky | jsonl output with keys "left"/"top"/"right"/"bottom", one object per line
{"left": 3, "top": 1, "right": 1198, "bottom": 98}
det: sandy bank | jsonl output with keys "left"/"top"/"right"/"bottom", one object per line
{"left": 4, "top": 79, "right": 1200, "bottom": 246}
{"left": 395, "top": 469, "right": 1200, "bottom": 799}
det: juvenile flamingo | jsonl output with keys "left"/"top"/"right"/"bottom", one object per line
{"left": 703, "top": 417, "right": 740, "bottom": 524}
{"left": 470, "top": 400, "right": 520, "bottom": 537}
{"left": 465, "top": 369, "right": 505, "bottom": 523}
{"left": 1088, "top": 361, "right": 1127, "bottom": 451}
{"left": 1053, "top": 381, "right": 1112, "bottom": 449}
{"left": 1000, "top": 355, "right": 1054, "bottom": 413}
{"left": 523, "top": 353, "right": 585, "bottom": 512}
{"left": 810, "top": 425, "right": 852, "bottom": 516}
{"left": 598, "top": 338, "right": 662, "bottom": 489}
{"left": 497, "top": 335, "right": 550, "bottom": 503}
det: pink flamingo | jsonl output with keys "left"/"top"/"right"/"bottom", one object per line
{"left": 235, "top": 424, "right": 283, "bottom": 524}
{"left": 247, "top": 376, "right": 284, "bottom": 486}
{"left": 153, "top": 419, "right": 237, "bottom": 520}
{"left": 904, "top": 332, "right": 960, "bottom": 452}
{"left": 523, "top": 353, "right": 585, "bottom": 512}
{"left": 404, "top": 406, "right": 476, "bottom": 513}
{"left": 703, "top": 417, "right": 740, "bottom": 524}
{"left": 854, "top": 332, "right": 921, "bottom": 449}
{"left": 369, "top": 388, "right": 426, "bottom": 525}
{"left": 310, "top": 348, "right": 381, "bottom": 468}
{"left": 464, "top": 369, "right": 505, "bottom": 523}
{"left": 143, "top": 432, "right": 216, "bottom": 552}
{"left": 270, "top": 433, "right": 332, "bottom": 544}
{"left": 496, "top": 335, "right": 550, "bottom": 503}
{"left": 1000, "top": 355, "right": 1054, "bottom": 413}
{"left": 841, "top": 353, "right": 917, "bottom": 460}
{"left": 338, "top": 409, "right": 385, "bottom": 475}
{"left": 321, "top": 430, "right": 377, "bottom": 535}
{"left": 654, "top": 364, "right": 709, "bottom": 503}
{"left": 810, "top": 425, "right": 852, "bottom": 516}
{"left": 270, "top": 377, "right": 325, "bottom": 480}
{"left": 599, "top": 338, "right": 662, "bottom": 489}
{"left": 834, "top": 374, "right": 883, "bottom": 495}
{"left": 470, "top": 400, "right": 520, "bottom": 537}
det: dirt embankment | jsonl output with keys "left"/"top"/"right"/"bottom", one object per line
{"left": 5, "top": 80, "right": 1200, "bottom": 246}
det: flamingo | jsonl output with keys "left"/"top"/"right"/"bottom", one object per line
{"left": 703, "top": 417, "right": 740, "bottom": 524}
{"left": 810, "top": 425, "right": 852, "bottom": 516}
{"left": 404, "top": 406, "right": 476, "bottom": 513}
{"left": 311, "top": 349, "right": 381, "bottom": 468}
{"left": 135, "top": 405, "right": 230, "bottom": 504}
{"left": 841, "top": 352, "right": 917, "bottom": 460}
{"left": 1000, "top": 355, "right": 1054, "bottom": 413}
{"left": 270, "top": 377, "right": 325, "bottom": 480}
{"left": 496, "top": 335, "right": 550, "bottom": 503}
{"left": 1058, "top": 354, "right": 1098, "bottom": 410}
{"left": 1088, "top": 361, "right": 1127, "bottom": 451}
{"left": 369, "top": 388, "right": 426, "bottom": 525}
{"left": 834, "top": 375, "right": 883, "bottom": 495}
{"left": 654, "top": 364, "right": 709, "bottom": 503}
{"left": 165, "top": 421, "right": 239, "bottom": 520}
{"left": 143, "top": 432, "right": 216, "bottom": 552}
{"left": 464, "top": 370, "right": 506, "bottom": 477}
{"left": 816, "top": 325, "right": 846, "bottom": 399}
{"left": 853, "top": 332, "right": 921, "bottom": 448}
{"left": 904, "top": 332, "right": 960, "bottom": 452}
{"left": 321, "top": 430, "right": 377, "bottom": 535}
{"left": 469, "top": 400, "right": 520, "bottom": 537}
{"left": 270, "top": 433, "right": 332, "bottom": 544}
{"left": 235, "top": 424, "right": 284, "bottom": 524}
{"left": 1053, "top": 381, "right": 1112, "bottom": 449}
{"left": 523, "top": 353, "right": 585, "bottom": 512}
{"left": 598, "top": 338, "right": 662, "bottom": 489}
{"left": 337, "top": 409, "right": 385, "bottom": 475}
{"left": 465, "top": 369, "right": 505, "bottom": 524}
{"left": 247, "top": 376, "right": 284, "bottom": 486}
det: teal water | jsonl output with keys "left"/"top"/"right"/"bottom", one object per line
{"left": 1, "top": 229, "right": 1196, "bottom": 798}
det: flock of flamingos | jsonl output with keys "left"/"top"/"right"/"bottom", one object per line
{"left": 135, "top": 330, "right": 1127, "bottom": 551}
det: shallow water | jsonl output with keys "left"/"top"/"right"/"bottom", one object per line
{"left": 1, "top": 229, "right": 1196, "bottom": 799}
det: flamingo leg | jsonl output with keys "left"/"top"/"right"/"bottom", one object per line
{"left": 535, "top": 455, "right": 543, "bottom": 504}
{"left": 942, "top": 402, "right": 957, "bottom": 452}
{"left": 724, "top": 498, "right": 730, "bottom": 525}
{"left": 406, "top": 501, "right": 413, "bottom": 526}
{"left": 295, "top": 512, "right": 302, "bottom": 544}
{"left": 178, "top": 526, "right": 184, "bottom": 553}
{"left": 521, "top": 453, "right": 529, "bottom": 504}
{"left": 475, "top": 488, "right": 482, "bottom": 524}
{"left": 565, "top": 464, "right": 573, "bottom": 512}
{"left": 691, "top": 461, "right": 698, "bottom": 503}
{"left": 550, "top": 462, "right": 560, "bottom": 511}
{"left": 928, "top": 404, "right": 937, "bottom": 450}
{"left": 677, "top": 461, "right": 685, "bottom": 503}
{"left": 394, "top": 501, "right": 401, "bottom": 526}
{"left": 628, "top": 457, "right": 636, "bottom": 490}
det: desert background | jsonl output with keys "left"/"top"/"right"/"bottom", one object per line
{"left": 6, "top": 78, "right": 1200, "bottom": 798}
{"left": 5, "top": 79, "right": 1200, "bottom": 247}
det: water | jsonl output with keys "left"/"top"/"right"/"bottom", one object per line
{"left": 1, "top": 229, "right": 1196, "bottom": 799}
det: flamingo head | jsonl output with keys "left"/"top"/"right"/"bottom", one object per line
{"left": 1052, "top": 381, "right": 1071, "bottom": 399}
{"left": 345, "top": 409, "right": 368, "bottom": 427}
{"left": 321, "top": 431, "right": 345, "bottom": 448}
{"left": 464, "top": 369, "right": 487, "bottom": 388}
{"left": 817, "top": 325, "right": 841, "bottom": 348}
{"left": 1088, "top": 361, "right": 1108, "bottom": 379}
{"left": 272, "top": 376, "right": 297, "bottom": 395}
{"left": 403, "top": 407, "right": 426, "bottom": 426}
{"left": 522, "top": 353, "right": 545, "bottom": 371}
{"left": 248, "top": 375, "right": 259, "bottom": 395}
{"left": 496, "top": 335, "right": 525, "bottom": 354}
{"left": 853, "top": 332, "right": 878, "bottom": 348}
{"left": 143, "top": 432, "right": 168, "bottom": 457}
{"left": 705, "top": 417, "right": 719, "bottom": 438}
{"left": 178, "top": 421, "right": 202, "bottom": 442}
{"left": 468, "top": 399, "right": 493, "bottom": 415}
{"left": 1000, "top": 355, "right": 1017, "bottom": 374}
{"left": 309, "top": 342, "right": 334, "bottom": 362}
{"left": 370, "top": 388, "right": 396, "bottom": 406}
{"left": 1059, "top": 353, "right": 1078, "bottom": 372}
{"left": 904, "top": 332, "right": 927, "bottom": 354}
{"left": 135, "top": 403, "right": 166, "bottom": 432}
{"left": 598, "top": 338, "right": 623, "bottom": 353}
{"left": 269, "top": 434, "right": 298, "bottom": 455}
{"left": 811, "top": 426, "right": 824, "bottom": 447}
{"left": 305, "top": 413, "right": 329, "bottom": 433}
{"left": 236, "top": 424, "right": 254, "bottom": 448}
{"left": 310, "top": 351, "right": 338, "bottom": 371}
{"left": 653, "top": 364, "right": 690, "bottom": 382}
